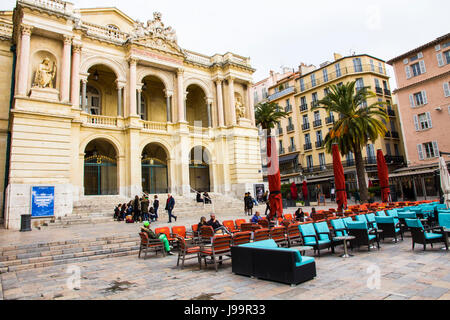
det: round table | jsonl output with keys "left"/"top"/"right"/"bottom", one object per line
{"left": 333, "top": 236, "right": 355, "bottom": 258}
{"left": 296, "top": 246, "right": 313, "bottom": 256}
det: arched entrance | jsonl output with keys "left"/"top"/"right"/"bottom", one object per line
{"left": 142, "top": 143, "right": 169, "bottom": 194}
{"left": 189, "top": 146, "right": 211, "bottom": 193}
{"left": 84, "top": 139, "right": 118, "bottom": 195}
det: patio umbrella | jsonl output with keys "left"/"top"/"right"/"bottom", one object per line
{"left": 332, "top": 144, "right": 347, "bottom": 212}
{"left": 302, "top": 181, "right": 308, "bottom": 205}
{"left": 267, "top": 136, "right": 283, "bottom": 220}
{"left": 377, "top": 149, "right": 390, "bottom": 203}
{"left": 439, "top": 157, "right": 450, "bottom": 208}
{"left": 290, "top": 182, "right": 298, "bottom": 201}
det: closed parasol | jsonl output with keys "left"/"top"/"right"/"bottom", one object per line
{"left": 267, "top": 136, "right": 283, "bottom": 220}
{"left": 376, "top": 149, "right": 390, "bottom": 203}
{"left": 332, "top": 144, "right": 347, "bottom": 211}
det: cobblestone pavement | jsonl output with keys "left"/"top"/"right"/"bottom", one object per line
{"left": 1, "top": 200, "right": 449, "bottom": 300}
{"left": 1, "top": 231, "right": 449, "bottom": 300}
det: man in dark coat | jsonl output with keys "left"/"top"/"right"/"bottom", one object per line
{"left": 165, "top": 194, "right": 177, "bottom": 223}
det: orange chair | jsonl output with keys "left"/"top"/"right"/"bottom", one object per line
{"left": 171, "top": 226, "right": 193, "bottom": 241}
{"left": 176, "top": 236, "right": 201, "bottom": 269}
{"left": 155, "top": 227, "right": 176, "bottom": 246}
{"left": 138, "top": 232, "right": 166, "bottom": 259}
{"left": 223, "top": 220, "right": 239, "bottom": 233}
{"left": 286, "top": 223, "right": 302, "bottom": 248}
{"left": 200, "top": 234, "right": 232, "bottom": 272}
{"left": 191, "top": 224, "right": 200, "bottom": 244}
{"left": 284, "top": 214, "right": 294, "bottom": 221}
{"left": 199, "top": 225, "right": 215, "bottom": 244}
{"left": 240, "top": 223, "right": 261, "bottom": 232}
{"left": 254, "top": 228, "right": 270, "bottom": 242}
{"left": 235, "top": 219, "right": 246, "bottom": 230}
{"left": 258, "top": 219, "right": 269, "bottom": 229}
{"left": 270, "top": 226, "right": 288, "bottom": 247}
{"left": 232, "top": 232, "right": 252, "bottom": 246}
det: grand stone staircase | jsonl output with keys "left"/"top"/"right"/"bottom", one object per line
{"left": 44, "top": 194, "right": 246, "bottom": 228}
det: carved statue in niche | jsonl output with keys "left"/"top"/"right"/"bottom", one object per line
{"left": 235, "top": 96, "right": 246, "bottom": 119}
{"left": 33, "top": 57, "right": 56, "bottom": 89}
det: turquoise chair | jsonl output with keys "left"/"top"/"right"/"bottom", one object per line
{"left": 330, "top": 219, "right": 348, "bottom": 237}
{"left": 398, "top": 212, "right": 417, "bottom": 233}
{"left": 342, "top": 217, "right": 354, "bottom": 227}
{"left": 376, "top": 211, "right": 387, "bottom": 217}
{"left": 314, "top": 221, "right": 342, "bottom": 247}
{"left": 365, "top": 213, "right": 378, "bottom": 229}
{"left": 375, "top": 216, "right": 403, "bottom": 243}
{"left": 405, "top": 219, "right": 448, "bottom": 251}
{"left": 386, "top": 209, "right": 398, "bottom": 217}
{"left": 346, "top": 221, "right": 380, "bottom": 251}
{"left": 438, "top": 213, "right": 450, "bottom": 229}
{"left": 298, "top": 223, "right": 334, "bottom": 257}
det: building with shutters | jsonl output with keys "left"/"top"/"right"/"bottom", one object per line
{"left": 0, "top": 0, "right": 263, "bottom": 229}
{"left": 257, "top": 53, "right": 406, "bottom": 201}
{"left": 387, "top": 33, "right": 450, "bottom": 201}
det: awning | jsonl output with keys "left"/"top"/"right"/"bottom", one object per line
{"left": 307, "top": 176, "right": 334, "bottom": 184}
{"left": 389, "top": 169, "right": 435, "bottom": 178}
{"left": 279, "top": 154, "right": 299, "bottom": 164}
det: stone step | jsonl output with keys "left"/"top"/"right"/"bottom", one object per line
{"left": 1, "top": 249, "right": 140, "bottom": 274}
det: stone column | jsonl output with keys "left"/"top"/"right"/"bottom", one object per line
{"left": 60, "top": 35, "right": 72, "bottom": 103}
{"left": 177, "top": 68, "right": 185, "bottom": 123}
{"left": 80, "top": 77, "right": 88, "bottom": 112}
{"left": 246, "top": 82, "right": 255, "bottom": 126}
{"left": 116, "top": 80, "right": 124, "bottom": 117}
{"left": 215, "top": 79, "right": 225, "bottom": 127}
{"left": 228, "top": 76, "right": 236, "bottom": 126}
{"left": 165, "top": 90, "right": 173, "bottom": 123}
{"left": 137, "top": 85, "right": 142, "bottom": 119}
{"left": 70, "top": 44, "right": 82, "bottom": 107}
{"left": 206, "top": 98, "right": 213, "bottom": 128}
{"left": 17, "top": 25, "right": 33, "bottom": 96}
{"left": 128, "top": 58, "right": 138, "bottom": 117}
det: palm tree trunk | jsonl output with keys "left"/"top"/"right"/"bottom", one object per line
{"left": 354, "top": 147, "right": 369, "bottom": 203}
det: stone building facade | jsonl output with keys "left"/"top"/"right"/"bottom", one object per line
{"left": 0, "top": 1, "right": 262, "bottom": 229}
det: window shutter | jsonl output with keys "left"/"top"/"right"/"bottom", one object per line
{"left": 417, "top": 144, "right": 424, "bottom": 161}
{"left": 432, "top": 141, "right": 439, "bottom": 158}
{"left": 418, "top": 52, "right": 424, "bottom": 59}
{"left": 405, "top": 66, "right": 411, "bottom": 79}
{"left": 426, "top": 112, "right": 432, "bottom": 128}
{"left": 413, "top": 115, "right": 420, "bottom": 131}
{"left": 437, "top": 53, "right": 444, "bottom": 67}
{"left": 419, "top": 60, "right": 426, "bottom": 74}
{"left": 421, "top": 90, "right": 428, "bottom": 104}
{"left": 409, "top": 94, "right": 415, "bottom": 108}
{"left": 444, "top": 82, "right": 450, "bottom": 97}
{"left": 435, "top": 44, "right": 441, "bottom": 51}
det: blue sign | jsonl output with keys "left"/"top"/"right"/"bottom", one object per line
{"left": 31, "top": 186, "right": 55, "bottom": 217}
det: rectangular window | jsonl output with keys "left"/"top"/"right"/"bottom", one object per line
{"left": 374, "top": 78, "right": 380, "bottom": 88}
{"left": 324, "top": 88, "right": 330, "bottom": 96}
{"left": 444, "top": 82, "right": 450, "bottom": 97}
{"left": 323, "top": 69, "right": 329, "bottom": 83}
{"left": 353, "top": 58, "right": 363, "bottom": 72}
{"left": 288, "top": 117, "right": 293, "bottom": 126}
{"left": 378, "top": 62, "right": 384, "bottom": 74}
{"left": 370, "top": 59, "right": 375, "bottom": 71}
{"left": 394, "top": 144, "right": 400, "bottom": 156}
{"left": 385, "top": 144, "right": 392, "bottom": 156}
{"left": 299, "top": 78, "right": 305, "bottom": 91}
{"left": 413, "top": 91, "right": 427, "bottom": 106}
{"left": 335, "top": 63, "right": 341, "bottom": 77}
{"left": 312, "top": 92, "right": 318, "bottom": 102}
{"left": 444, "top": 50, "right": 450, "bottom": 64}
{"left": 355, "top": 78, "right": 364, "bottom": 90}
{"left": 314, "top": 111, "right": 320, "bottom": 122}
{"left": 319, "top": 153, "right": 326, "bottom": 167}
{"left": 302, "top": 115, "right": 309, "bottom": 125}
{"left": 306, "top": 155, "right": 313, "bottom": 168}
{"left": 311, "top": 74, "right": 316, "bottom": 87}
{"left": 316, "top": 130, "right": 323, "bottom": 142}
{"left": 290, "top": 137, "right": 295, "bottom": 148}
{"left": 305, "top": 133, "right": 311, "bottom": 144}
{"left": 411, "top": 63, "right": 421, "bottom": 76}
{"left": 423, "top": 142, "right": 434, "bottom": 159}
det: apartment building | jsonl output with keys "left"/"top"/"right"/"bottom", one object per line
{"left": 387, "top": 33, "right": 450, "bottom": 201}
{"left": 265, "top": 53, "right": 405, "bottom": 200}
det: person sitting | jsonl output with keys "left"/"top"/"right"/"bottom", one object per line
{"left": 114, "top": 204, "right": 120, "bottom": 220}
{"left": 251, "top": 211, "right": 263, "bottom": 224}
{"left": 203, "top": 192, "right": 212, "bottom": 204}
{"left": 149, "top": 207, "right": 157, "bottom": 222}
{"left": 196, "top": 192, "right": 203, "bottom": 203}
{"left": 197, "top": 216, "right": 208, "bottom": 230}
{"left": 207, "top": 214, "right": 231, "bottom": 235}
{"left": 118, "top": 204, "right": 126, "bottom": 221}
{"left": 141, "top": 221, "right": 174, "bottom": 256}
{"left": 295, "top": 208, "right": 305, "bottom": 222}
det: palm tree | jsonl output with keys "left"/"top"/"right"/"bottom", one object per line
{"left": 255, "top": 101, "right": 289, "bottom": 136}
{"left": 255, "top": 101, "right": 289, "bottom": 219}
{"left": 311, "top": 81, "right": 388, "bottom": 203}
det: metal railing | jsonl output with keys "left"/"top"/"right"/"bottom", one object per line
{"left": 288, "top": 146, "right": 297, "bottom": 153}
{"left": 315, "top": 140, "right": 325, "bottom": 148}
{"left": 300, "top": 104, "right": 308, "bottom": 112}
{"left": 302, "top": 123, "right": 310, "bottom": 131}
{"left": 298, "top": 63, "right": 387, "bottom": 93}
{"left": 325, "top": 116, "right": 335, "bottom": 125}
{"left": 304, "top": 143, "right": 312, "bottom": 151}
{"left": 313, "top": 119, "right": 322, "bottom": 127}
{"left": 286, "top": 124, "right": 295, "bottom": 132}
{"left": 375, "top": 87, "right": 383, "bottom": 95}
{"left": 268, "top": 87, "right": 296, "bottom": 102}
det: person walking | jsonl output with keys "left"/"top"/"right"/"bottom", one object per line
{"left": 330, "top": 187, "right": 336, "bottom": 202}
{"left": 263, "top": 191, "right": 270, "bottom": 216}
{"left": 153, "top": 195, "right": 159, "bottom": 221}
{"left": 244, "top": 193, "right": 254, "bottom": 216}
{"left": 165, "top": 194, "right": 177, "bottom": 223}
{"left": 141, "top": 196, "right": 150, "bottom": 222}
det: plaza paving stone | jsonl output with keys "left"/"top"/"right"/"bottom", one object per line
{"left": 0, "top": 202, "right": 449, "bottom": 300}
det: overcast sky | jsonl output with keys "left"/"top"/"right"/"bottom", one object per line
{"left": 2, "top": 0, "right": 449, "bottom": 89}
